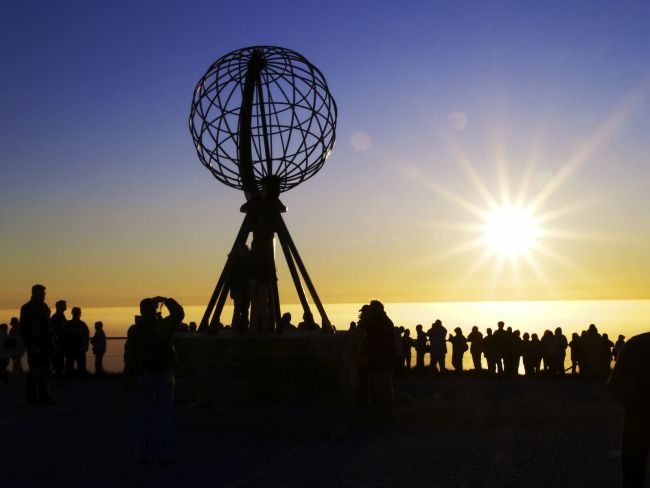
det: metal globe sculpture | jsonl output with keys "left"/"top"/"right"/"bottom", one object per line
{"left": 190, "top": 46, "right": 337, "bottom": 195}
{"left": 189, "top": 46, "right": 337, "bottom": 333}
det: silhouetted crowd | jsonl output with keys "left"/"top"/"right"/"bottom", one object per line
{"left": 350, "top": 317, "right": 626, "bottom": 381}
{"left": 0, "top": 285, "right": 108, "bottom": 404}
{"left": 3, "top": 289, "right": 649, "bottom": 483}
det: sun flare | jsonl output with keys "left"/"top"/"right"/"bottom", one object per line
{"left": 484, "top": 206, "right": 539, "bottom": 257}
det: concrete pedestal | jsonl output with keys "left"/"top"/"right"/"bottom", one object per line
{"left": 173, "top": 331, "right": 355, "bottom": 405}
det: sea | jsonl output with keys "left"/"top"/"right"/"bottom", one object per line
{"left": 2, "top": 299, "right": 649, "bottom": 373}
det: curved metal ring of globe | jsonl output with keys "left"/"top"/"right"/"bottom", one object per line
{"left": 189, "top": 45, "right": 337, "bottom": 194}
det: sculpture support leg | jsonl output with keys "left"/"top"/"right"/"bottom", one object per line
{"left": 277, "top": 233, "right": 313, "bottom": 322}
{"left": 270, "top": 276, "right": 281, "bottom": 332}
{"left": 276, "top": 215, "right": 332, "bottom": 332}
{"left": 202, "top": 206, "right": 331, "bottom": 334}
{"left": 200, "top": 214, "right": 252, "bottom": 331}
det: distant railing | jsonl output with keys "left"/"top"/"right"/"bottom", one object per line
{"left": 101, "top": 337, "right": 127, "bottom": 372}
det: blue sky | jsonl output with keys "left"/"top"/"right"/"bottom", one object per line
{"left": 1, "top": 0, "right": 649, "bottom": 306}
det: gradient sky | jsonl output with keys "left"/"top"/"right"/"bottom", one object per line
{"left": 1, "top": 0, "right": 650, "bottom": 308}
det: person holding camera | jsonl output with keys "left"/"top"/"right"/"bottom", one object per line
{"left": 128, "top": 296, "right": 184, "bottom": 463}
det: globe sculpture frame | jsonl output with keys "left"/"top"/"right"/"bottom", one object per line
{"left": 189, "top": 46, "right": 337, "bottom": 333}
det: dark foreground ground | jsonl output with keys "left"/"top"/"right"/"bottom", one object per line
{"left": 0, "top": 374, "right": 627, "bottom": 488}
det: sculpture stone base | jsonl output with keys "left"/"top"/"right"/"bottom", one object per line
{"left": 173, "top": 332, "right": 355, "bottom": 405}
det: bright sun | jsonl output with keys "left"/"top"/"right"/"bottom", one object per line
{"left": 484, "top": 206, "right": 539, "bottom": 257}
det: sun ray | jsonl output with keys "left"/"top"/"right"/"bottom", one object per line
{"left": 454, "top": 248, "right": 495, "bottom": 288}
{"left": 496, "top": 155, "right": 512, "bottom": 206}
{"left": 529, "top": 80, "right": 650, "bottom": 213}
{"left": 535, "top": 197, "right": 602, "bottom": 225}
{"left": 515, "top": 128, "right": 546, "bottom": 207}
{"left": 392, "top": 84, "right": 643, "bottom": 297}
{"left": 521, "top": 249, "right": 555, "bottom": 295}
{"left": 487, "top": 252, "right": 508, "bottom": 295}
{"left": 430, "top": 235, "right": 487, "bottom": 262}
{"left": 530, "top": 241, "right": 595, "bottom": 280}
{"left": 425, "top": 221, "right": 487, "bottom": 233}
{"left": 539, "top": 228, "right": 618, "bottom": 243}
{"left": 444, "top": 135, "right": 498, "bottom": 208}
{"left": 416, "top": 176, "right": 489, "bottom": 220}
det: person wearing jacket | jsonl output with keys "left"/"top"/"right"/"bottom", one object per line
{"left": 609, "top": 333, "right": 650, "bottom": 488}
{"left": 19, "top": 284, "right": 53, "bottom": 405}
{"left": 8, "top": 317, "right": 26, "bottom": 384}
{"left": 0, "top": 323, "right": 10, "bottom": 383}
{"left": 128, "top": 296, "right": 184, "bottom": 463}
{"left": 91, "top": 321, "right": 107, "bottom": 379}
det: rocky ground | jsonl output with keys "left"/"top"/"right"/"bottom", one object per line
{"left": 0, "top": 373, "right": 627, "bottom": 487}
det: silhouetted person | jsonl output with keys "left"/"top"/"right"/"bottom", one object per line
{"left": 366, "top": 300, "right": 395, "bottom": 418}
{"left": 50, "top": 300, "right": 68, "bottom": 383}
{"left": 414, "top": 324, "right": 427, "bottom": 371}
{"left": 229, "top": 243, "right": 251, "bottom": 333}
{"left": 208, "top": 321, "right": 223, "bottom": 335}
{"left": 123, "top": 317, "right": 140, "bottom": 391}
{"left": 503, "top": 327, "right": 519, "bottom": 376}
{"left": 521, "top": 333, "right": 535, "bottom": 376}
{"left": 8, "top": 317, "right": 25, "bottom": 384}
{"left": 20, "top": 284, "right": 53, "bottom": 405}
{"left": 402, "top": 329, "right": 415, "bottom": 369}
{"left": 298, "top": 312, "right": 319, "bottom": 332}
{"left": 569, "top": 332, "right": 582, "bottom": 375}
{"left": 130, "top": 296, "right": 184, "bottom": 462}
{"left": 601, "top": 333, "right": 615, "bottom": 378}
{"left": 248, "top": 244, "right": 275, "bottom": 333}
{"left": 492, "top": 321, "right": 507, "bottom": 374}
{"left": 483, "top": 328, "right": 496, "bottom": 374}
{"left": 467, "top": 326, "right": 483, "bottom": 371}
{"left": 278, "top": 312, "right": 296, "bottom": 334}
{"left": 65, "top": 307, "right": 89, "bottom": 381}
{"left": 0, "top": 324, "right": 9, "bottom": 383}
{"left": 394, "top": 326, "right": 405, "bottom": 372}
{"left": 188, "top": 321, "right": 197, "bottom": 333}
{"left": 428, "top": 320, "right": 447, "bottom": 374}
{"left": 531, "top": 333, "right": 543, "bottom": 374}
{"left": 583, "top": 324, "right": 603, "bottom": 379}
{"left": 512, "top": 330, "right": 523, "bottom": 375}
{"left": 609, "top": 332, "right": 650, "bottom": 488}
{"left": 553, "top": 327, "right": 568, "bottom": 375}
{"left": 91, "top": 321, "right": 107, "bottom": 379}
{"left": 348, "top": 321, "right": 357, "bottom": 331}
{"left": 541, "top": 330, "right": 558, "bottom": 374}
{"left": 614, "top": 335, "right": 626, "bottom": 361}
{"left": 448, "top": 327, "right": 468, "bottom": 372}
{"left": 351, "top": 305, "right": 370, "bottom": 408}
